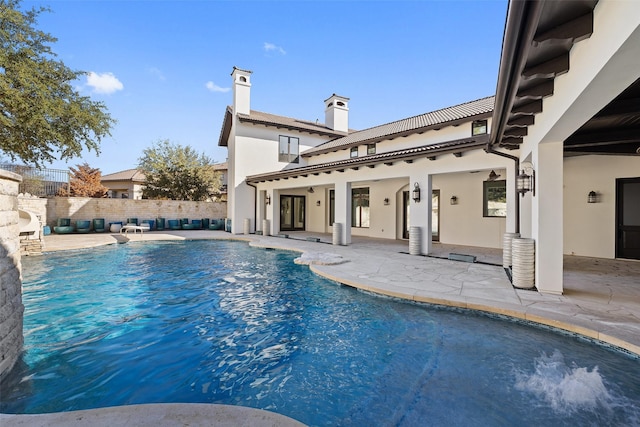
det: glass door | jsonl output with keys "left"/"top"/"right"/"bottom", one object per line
{"left": 402, "top": 191, "right": 410, "bottom": 239}
{"left": 616, "top": 177, "right": 640, "bottom": 260}
{"left": 432, "top": 190, "right": 440, "bottom": 241}
{"left": 280, "top": 195, "right": 306, "bottom": 231}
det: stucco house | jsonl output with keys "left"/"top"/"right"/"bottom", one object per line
{"left": 218, "top": 0, "right": 640, "bottom": 295}
{"left": 101, "top": 169, "right": 146, "bottom": 200}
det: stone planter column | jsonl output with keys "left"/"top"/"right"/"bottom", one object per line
{"left": 332, "top": 222, "right": 342, "bottom": 245}
{"left": 0, "top": 170, "right": 24, "bottom": 379}
{"left": 512, "top": 237, "right": 536, "bottom": 289}
{"left": 502, "top": 232, "right": 520, "bottom": 268}
{"left": 409, "top": 226, "right": 422, "bottom": 255}
{"left": 262, "top": 219, "right": 270, "bottom": 236}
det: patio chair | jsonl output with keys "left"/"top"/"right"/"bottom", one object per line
{"left": 76, "top": 220, "right": 91, "bottom": 233}
{"left": 93, "top": 218, "right": 106, "bottom": 233}
{"left": 53, "top": 218, "right": 74, "bottom": 234}
{"left": 168, "top": 219, "right": 181, "bottom": 230}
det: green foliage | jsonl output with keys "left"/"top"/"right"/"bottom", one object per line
{"left": 138, "top": 139, "right": 222, "bottom": 201}
{"left": 58, "top": 162, "right": 108, "bottom": 197}
{"left": 0, "top": 0, "right": 115, "bottom": 167}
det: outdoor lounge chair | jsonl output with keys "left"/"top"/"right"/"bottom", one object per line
{"left": 168, "top": 219, "right": 181, "bottom": 230}
{"left": 120, "top": 223, "right": 150, "bottom": 234}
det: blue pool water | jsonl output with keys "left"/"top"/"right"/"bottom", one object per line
{"left": 1, "top": 240, "right": 639, "bottom": 426}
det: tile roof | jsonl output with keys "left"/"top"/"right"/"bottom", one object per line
{"left": 302, "top": 96, "right": 495, "bottom": 157}
{"left": 246, "top": 134, "right": 489, "bottom": 183}
{"left": 217, "top": 106, "right": 350, "bottom": 147}
{"left": 212, "top": 162, "right": 227, "bottom": 170}
{"left": 101, "top": 169, "right": 146, "bottom": 182}
{"left": 236, "top": 110, "right": 350, "bottom": 137}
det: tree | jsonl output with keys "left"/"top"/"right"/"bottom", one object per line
{"left": 0, "top": 0, "right": 115, "bottom": 167}
{"left": 138, "top": 139, "right": 221, "bottom": 201}
{"left": 57, "top": 162, "right": 108, "bottom": 197}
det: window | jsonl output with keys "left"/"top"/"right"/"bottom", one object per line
{"left": 483, "top": 180, "right": 506, "bottom": 217}
{"left": 352, "top": 188, "right": 370, "bottom": 228}
{"left": 279, "top": 135, "right": 299, "bottom": 163}
{"left": 350, "top": 147, "right": 358, "bottom": 158}
{"left": 472, "top": 120, "right": 488, "bottom": 136}
{"left": 367, "top": 144, "right": 376, "bottom": 155}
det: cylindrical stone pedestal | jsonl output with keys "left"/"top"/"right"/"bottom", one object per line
{"left": 512, "top": 238, "right": 535, "bottom": 289}
{"left": 503, "top": 232, "right": 520, "bottom": 268}
{"left": 262, "top": 219, "right": 270, "bottom": 236}
{"left": 332, "top": 222, "right": 342, "bottom": 245}
{"left": 243, "top": 218, "right": 251, "bottom": 235}
{"left": 409, "top": 226, "right": 422, "bottom": 255}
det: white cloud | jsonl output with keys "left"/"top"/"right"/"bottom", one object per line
{"left": 264, "top": 42, "right": 286, "bottom": 55}
{"left": 86, "top": 72, "right": 124, "bottom": 94}
{"left": 148, "top": 67, "right": 166, "bottom": 81}
{"left": 206, "top": 81, "right": 230, "bottom": 93}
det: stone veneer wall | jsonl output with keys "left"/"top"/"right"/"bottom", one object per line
{"left": 37, "top": 197, "right": 227, "bottom": 229}
{"left": 0, "top": 170, "right": 24, "bottom": 379}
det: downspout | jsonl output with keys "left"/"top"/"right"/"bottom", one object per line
{"left": 488, "top": 0, "right": 545, "bottom": 235}
{"left": 246, "top": 182, "right": 257, "bottom": 234}
{"left": 484, "top": 145, "right": 520, "bottom": 234}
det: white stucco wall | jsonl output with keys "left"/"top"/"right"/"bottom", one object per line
{"left": 564, "top": 155, "right": 640, "bottom": 258}
{"left": 433, "top": 170, "right": 507, "bottom": 248}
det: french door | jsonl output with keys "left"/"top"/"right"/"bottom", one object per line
{"left": 280, "top": 195, "right": 306, "bottom": 231}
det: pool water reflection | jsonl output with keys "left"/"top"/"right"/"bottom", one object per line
{"left": 1, "top": 241, "right": 639, "bottom": 426}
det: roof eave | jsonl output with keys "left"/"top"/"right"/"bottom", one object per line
{"left": 302, "top": 111, "right": 493, "bottom": 158}
{"left": 247, "top": 134, "right": 490, "bottom": 184}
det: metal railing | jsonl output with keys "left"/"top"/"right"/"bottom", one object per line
{"left": 0, "top": 164, "right": 69, "bottom": 197}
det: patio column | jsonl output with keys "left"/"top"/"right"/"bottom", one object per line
{"left": 256, "top": 189, "right": 266, "bottom": 234}
{"left": 270, "top": 189, "right": 280, "bottom": 236}
{"left": 533, "top": 141, "right": 564, "bottom": 294}
{"left": 409, "top": 174, "right": 432, "bottom": 255}
{"left": 333, "top": 180, "right": 352, "bottom": 245}
{"left": 506, "top": 164, "right": 517, "bottom": 233}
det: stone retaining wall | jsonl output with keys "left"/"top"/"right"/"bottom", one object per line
{"left": 0, "top": 170, "right": 24, "bottom": 380}
{"left": 17, "top": 197, "right": 227, "bottom": 230}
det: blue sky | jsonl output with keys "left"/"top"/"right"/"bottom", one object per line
{"left": 22, "top": 0, "right": 508, "bottom": 174}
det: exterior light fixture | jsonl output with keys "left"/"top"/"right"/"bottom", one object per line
{"left": 517, "top": 162, "right": 535, "bottom": 196}
{"left": 412, "top": 183, "right": 421, "bottom": 203}
{"left": 265, "top": 194, "right": 271, "bottom": 205}
{"left": 316, "top": 200, "right": 321, "bottom": 206}
{"left": 588, "top": 191, "right": 598, "bottom": 203}
{"left": 487, "top": 170, "right": 501, "bottom": 181}
{"left": 383, "top": 197, "right": 390, "bottom": 205}
{"left": 307, "top": 187, "right": 314, "bottom": 193}
{"left": 450, "top": 195, "right": 458, "bottom": 205}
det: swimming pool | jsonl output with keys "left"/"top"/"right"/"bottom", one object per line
{"left": 1, "top": 240, "right": 639, "bottom": 426}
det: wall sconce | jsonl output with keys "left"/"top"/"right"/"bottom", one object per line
{"left": 316, "top": 200, "right": 321, "bottom": 206}
{"left": 450, "top": 195, "right": 458, "bottom": 205}
{"left": 383, "top": 197, "right": 390, "bottom": 205}
{"left": 307, "top": 187, "right": 314, "bottom": 193}
{"left": 517, "top": 161, "right": 535, "bottom": 196}
{"left": 588, "top": 191, "right": 598, "bottom": 203}
{"left": 265, "top": 194, "right": 271, "bottom": 205}
{"left": 412, "top": 183, "right": 421, "bottom": 203}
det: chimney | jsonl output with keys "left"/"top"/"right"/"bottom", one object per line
{"left": 231, "top": 66, "right": 252, "bottom": 115}
{"left": 324, "top": 94, "right": 349, "bottom": 132}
